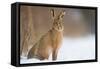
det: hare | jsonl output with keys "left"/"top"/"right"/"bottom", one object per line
{"left": 27, "top": 9, "right": 65, "bottom": 60}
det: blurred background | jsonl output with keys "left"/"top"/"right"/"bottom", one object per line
{"left": 20, "top": 5, "right": 96, "bottom": 63}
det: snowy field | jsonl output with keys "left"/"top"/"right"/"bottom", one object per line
{"left": 20, "top": 35, "right": 95, "bottom": 64}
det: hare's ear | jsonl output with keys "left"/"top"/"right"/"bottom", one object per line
{"left": 59, "top": 10, "right": 66, "bottom": 19}
{"left": 50, "top": 9, "right": 55, "bottom": 19}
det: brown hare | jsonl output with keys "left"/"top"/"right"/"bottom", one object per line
{"left": 27, "top": 9, "right": 65, "bottom": 60}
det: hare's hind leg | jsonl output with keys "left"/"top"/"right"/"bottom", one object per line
{"left": 37, "top": 55, "right": 49, "bottom": 60}
{"left": 37, "top": 48, "right": 50, "bottom": 60}
{"left": 27, "top": 44, "right": 38, "bottom": 59}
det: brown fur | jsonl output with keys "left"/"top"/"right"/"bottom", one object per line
{"left": 27, "top": 9, "right": 65, "bottom": 60}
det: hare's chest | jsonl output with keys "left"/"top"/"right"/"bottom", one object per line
{"left": 52, "top": 31, "right": 63, "bottom": 44}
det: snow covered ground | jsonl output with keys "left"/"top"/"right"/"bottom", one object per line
{"left": 20, "top": 35, "right": 95, "bottom": 64}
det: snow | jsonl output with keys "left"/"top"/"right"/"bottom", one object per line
{"left": 20, "top": 35, "right": 95, "bottom": 64}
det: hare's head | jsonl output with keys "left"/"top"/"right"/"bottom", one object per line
{"left": 51, "top": 9, "right": 65, "bottom": 31}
